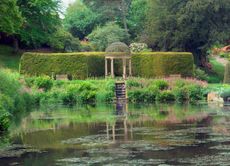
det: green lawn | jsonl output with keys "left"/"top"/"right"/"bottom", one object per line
{"left": 0, "top": 45, "right": 22, "bottom": 70}
{"left": 208, "top": 57, "right": 225, "bottom": 83}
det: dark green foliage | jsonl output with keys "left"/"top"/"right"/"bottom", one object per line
{"left": 0, "top": 0, "right": 22, "bottom": 35}
{"left": 27, "top": 76, "right": 53, "bottom": 91}
{"left": 156, "top": 91, "right": 175, "bottom": 102}
{"left": 20, "top": 52, "right": 106, "bottom": 79}
{"left": 49, "top": 28, "right": 81, "bottom": 52}
{"left": 87, "top": 22, "right": 129, "bottom": 51}
{"left": 186, "top": 85, "right": 204, "bottom": 103}
{"left": 151, "top": 80, "right": 169, "bottom": 90}
{"left": 64, "top": 0, "right": 99, "bottom": 39}
{"left": 126, "top": 80, "right": 142, "bottom": 88}
{"left": 0, "top": 70, "right": 33, "bottom": 132}
{"left": 194, "top": 68, "right": 208, "bottom": 81}
{"left": 173, "top": 87, "right": 188, "bottom": 102}
{"left": 173, "top": 84, "right": 204, "bottom": 103}
{"left": 17, "top": 0, "right": 61, "bottom": 48}
{"left": 127, "top": 0, "right": 148, "bottom": 39}
{"left": 224, "top": 62, "right": 230, "bottom": 84}
{"left": 144, "top": 0, "right": 230, "bottom": 61}
{"left": 128, "top": 89, "right": 158, "bottom": 103}
{"left": 132, "top": 52, "right": 194, "bottom": 77}
{"left": 0, "top": 110, "right": 10, "bottom": 132}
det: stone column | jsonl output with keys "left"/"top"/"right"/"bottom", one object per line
{"left": 111, "top": 58, "right": 114, "bottom": 78}
{"left": 129, "top": 58, "right": 132, "bottom": 77}
{"left": 105, "top": 58, "right": 108, "bottom": 77}
{"left": 123, "top": 58, "right": 126, "bottom": 79}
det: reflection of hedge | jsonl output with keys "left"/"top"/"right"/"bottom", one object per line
{"left": 20, "top": 52, "right": 194, "bottom": 79}
{"left": 20, "top": 52, "right": 105, "bottom": 79}
{"left": 132, "top": 52, "right": 194, "bottom": 77}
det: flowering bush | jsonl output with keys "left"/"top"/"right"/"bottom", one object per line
{"left": 129, "top": 43, "right": 151, "bottom": 53}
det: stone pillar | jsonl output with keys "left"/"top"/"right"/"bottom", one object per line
{"left": 129, "top": 59, "right": 132, "bottom": 77}
{"left": 112, "top": 125, "right": 115, "bottom": 142}
{"left": 123, "top": 58, "right": 126, "bottom": 79}
{"left": 111, "top": 58, "right": 114, "bottom": 78}
{"left": 105, "top": 58, "right": 108, "bottom": 77}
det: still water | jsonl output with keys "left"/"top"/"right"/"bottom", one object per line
{"left": 1, "top": 103, "right": 230, "bottom": 165}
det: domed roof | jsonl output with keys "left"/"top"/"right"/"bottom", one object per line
{"left": 106, "top": 42, "right": 130, "bottom": 57}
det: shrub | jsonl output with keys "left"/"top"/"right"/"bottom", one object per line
{"left": 0, "top": 110, "right": 10, "bottom": 132}
{"left": 224, "top": 62, "right": 230, "bottom": 84}
{"left": 96, "top": 80, "right": 115, "bottom": 102}
{"left": 33, "top": 76, "right": 53, "bottom": 91}
{"left": 173, "top": 87, "right": 188, "bottom": 102}
{"left": 194, "top": 67, "right": 208, "bottom": 81}
{"left": 0, "top": 70, "right": 34, "bottom": 131}
{"left": 132, "top": 52, "right": 194, "bottom": 77}
{"left": 126, "top": 80, "right": 142, "bottom": 88}
{"left": 156, "top": 91, "right": 175, "bottom": 102}
{"left": 151, "top": 80, "right": 168, "bottom": 90}
{"left": 185, "top": 84, "right": 204, "bottom": 103}
{"left": 87, "top": 22, "right": 129, "bottom": 51}
{"left": 128, "top": 89, "right": 157, "bottom": 103}
{"left": 77, "top": 82, "right": 97, "bottom": 103}
{"left": 129, "top": 43, "right": 150, "bottom": 53}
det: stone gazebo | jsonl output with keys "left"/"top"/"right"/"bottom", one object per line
{"left": 105, "top": 42, "right": 132, "bottom": 79}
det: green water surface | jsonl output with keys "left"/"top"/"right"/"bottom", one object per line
{"left": 0, "top": 103, "right": 230, "bottom": 165}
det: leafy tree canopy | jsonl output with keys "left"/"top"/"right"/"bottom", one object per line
{"left": 17, "top": 0, "right": 61, "bottom": 48}
{"left": 64, "top": 0, "right": 98, "bottom": 39}
{"left": 0, "top": 0, "right": 23, "bottom": 35}
{"left": 144, "top": 0, "right": 230, "bottom": 62}
{"left": 87, "top": 22, "right": 129, "bottom": 51}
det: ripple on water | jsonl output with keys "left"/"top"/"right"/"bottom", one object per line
{"left": 61, "top": 134, "right": 113, "bottom": 147}
{"left": 0, "top": 144, "right": 42, "bottom": 158}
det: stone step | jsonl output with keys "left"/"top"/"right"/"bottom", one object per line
{"left": 115, "top": 82, "right": 127, "bottom": 100}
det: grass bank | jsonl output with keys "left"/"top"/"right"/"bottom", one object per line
{"left": 0, "top": 45, "right": 21, "bottom": 70}
{"left": 23, "top": 76, "right": 210, "bottom": 106}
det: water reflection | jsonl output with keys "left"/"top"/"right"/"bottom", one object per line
{"left": 1, "top": 103, "right": 230, "bottom": 165}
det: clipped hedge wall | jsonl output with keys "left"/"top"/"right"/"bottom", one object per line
{"left": 20, "top": 52, "right": 194, "bottom": 79}
{"left": 132, "top": 52, "right": 194, "bottom": 77}
{"left": 20, "top": 52, "right": 105, "bottom": 79}
{"left": 224, "top": 62, "right": 230, "bottom": 84}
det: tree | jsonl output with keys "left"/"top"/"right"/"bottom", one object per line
{"left": 0, "top": 0, "right": 22, "bottom": 35}
{"left": 144, "top": 0, "right": 230, "bottom": 64}
{"left": 64, "top": 0, "right": 98, "bottom": 40}
{"left": 17, "top": 0, "right": 61, "bottom": 48}
{"left": 127, "top": 0, "right": 148, "bottom": 39}
{"left": 49, "top": 27, "right": 81, "bottom": 52}
{"left": 83, "top": 0, "right": 131, "bottom": 34}
{"left": 0, "top": 0, "right": 23, "bottom": 52}
{"left": 87, "top": 22, "right": 129, "bottom": 51}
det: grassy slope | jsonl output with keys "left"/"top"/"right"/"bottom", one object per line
{"left": 208, "top": 57, "right": 225, "bottom": 83}
{"left": 0, "top": 45, "right": 22, "bottom": 70}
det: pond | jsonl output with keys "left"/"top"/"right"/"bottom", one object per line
{"left": 1, "top": 103, "right": 230, "bottom": 165}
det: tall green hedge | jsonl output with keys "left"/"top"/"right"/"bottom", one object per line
{"left": 132, "top": 52, "right": 194, "bottom": 77}
{"left": 224, "top": 62, "right": 230, "bottom": 84}
{"left": 20, "top": 52, "right": 194, "bottom": 79}
{"left": 20, "top": 52, "right": 105, "bottom": 79}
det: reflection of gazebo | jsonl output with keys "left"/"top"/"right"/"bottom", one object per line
{"left": 105, "top": 42, "right": 132, "bottom": 79}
